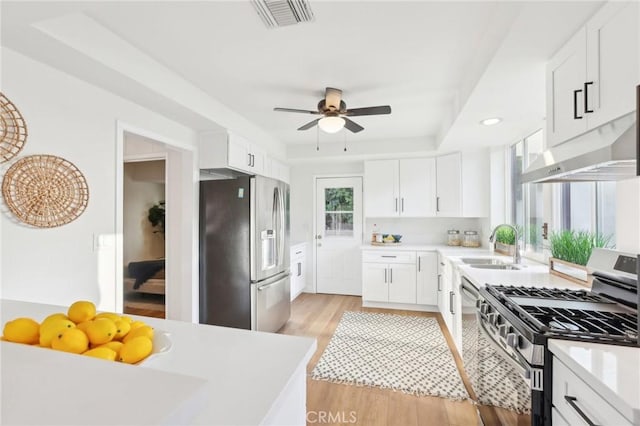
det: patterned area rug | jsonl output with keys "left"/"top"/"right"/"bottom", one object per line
{"left": 311, "top": 311, "right": 469, "bottom": 400}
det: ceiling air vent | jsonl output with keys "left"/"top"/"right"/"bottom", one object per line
{"left": 251, "top": 0, "right": 315, "bottom": 28}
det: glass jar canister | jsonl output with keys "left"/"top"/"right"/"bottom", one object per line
{"left": 447, "top": 230, "right": 461, "bottom": 246}
{"left": 462, "top": 230, "right": 480, "bottom": 247}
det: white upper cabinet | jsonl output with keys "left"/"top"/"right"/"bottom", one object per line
{"left": 199, "top": 131, "right": 281, "bottom": 178}
{"left": 585, "top": 1, "right": 639, "bottom": 129}
{"left": 364, "top": 152, "right": 487, "bottom": 218}
{"left": 364, "top": 158, "right": 436, "bottom": 218}
{"left": 399, "top": 158, "right": 437, "bottom": 217}
{"left": 364, "top": 160, "right": 400, "bottom": 217}
{"left": 546, "top": 2, "right": 638, "bottom": 147}
{"left": 435, "top": 153, "right": 462, "bottom": 217}
{"left": 546, "top": 28, "right": 588, "bottom": 147}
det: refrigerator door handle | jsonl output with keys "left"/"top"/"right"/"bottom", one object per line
{"left": 277, "top": 186, "right": 285, "bottom": 269}
{"left": 272, "top": 187, "right": 279, "bottom": 266}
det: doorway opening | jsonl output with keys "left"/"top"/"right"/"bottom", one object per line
{"left": 123, "top": 159, "right": 166, "bottom": 318}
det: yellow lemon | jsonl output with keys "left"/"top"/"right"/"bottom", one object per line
{"left": 95, "top": 312, "right": 121, "bottom": 322}
{"left": 97, "top": 341, "right": 123, "bottom": 356}
{"left": 51, "top": 328, "right": 89, "bottom": 354}
{"left": 113, "top": 320, "right": 131, "bottom": 340}
{"left": 119, "top": 316, "right": 133, "bottom": 324}
{"left": 67, "top": 301, "right": 96, "bottom": 324}
{"left": 119, "top": 336, "right": 153, "bottom": 364}
{"left": 85, "top": 318, "right": 117, "bottom": 345}
{"left": 128, "top": 321, "right": 147, "bottom": 331}
{"left": 83, "top": 347, "right": 117, "bottom": 361}
{"left": 75, "top": 320, "right": 92, "bottom": 334}
{"left": 3, "top": 318, "right": 40, "bottom": 344}
{"left": 39, "top": 318, "right": 76, "bottom": 347}
{"left": 123, "top": 325, "right": 153, "bottom": 343}
{"left": 41, "top": 313, "right": 69, "bottom": 326}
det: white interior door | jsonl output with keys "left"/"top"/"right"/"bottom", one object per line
{"left": 315, "top": 177, "right": 363, "bottom": 296}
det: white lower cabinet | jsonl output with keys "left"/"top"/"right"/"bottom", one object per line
{"left": 361, "top": 250, "right": 442, "bottom": 309}
{"left": 552, "top": 356, "right": 631, "bottom": 426}
{"left": 416, "top": 252, "right": 438, "bottom": 305}
{"left": 362, "top": 252, "right": 416, "bottom": 304}
{"left": 290, "top": 244, "right": 307, "bottom": 301}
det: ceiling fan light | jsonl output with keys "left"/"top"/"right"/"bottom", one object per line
{"left": 318, "top": 116, "right": 345, "bottom": 133}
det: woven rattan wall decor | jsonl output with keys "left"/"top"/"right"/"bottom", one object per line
{"left": 0, "top": 92, "right": 28, "bottom": 163}
{"left": 2, "top": 155, "right": 89, "bottom": 227}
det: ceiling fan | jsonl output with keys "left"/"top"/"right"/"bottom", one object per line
{"left": 273, "top": 87, "right": 391, "bottom": 134}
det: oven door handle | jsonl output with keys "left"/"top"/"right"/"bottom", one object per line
{"left": 478, "top": 315, "right": 532, "bottom": 383}
{"left": 461, "top": 278, "right": 479, "bottom": 299}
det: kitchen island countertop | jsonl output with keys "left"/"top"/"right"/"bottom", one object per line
{"left": 1, "top": 299, "right": 316, "bottom": 425}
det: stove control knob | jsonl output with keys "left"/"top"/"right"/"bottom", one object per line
{"left": 479, "top": 303, "right": 489, "bottom": 315}
{"left": 499, "top": 324, "right": 508, "bottom": 338}
{"left": 506, "top": 333, "right": 519, "bottom": 349}
{"left": 487, "top": 313, "right": 498, "bottom": 325}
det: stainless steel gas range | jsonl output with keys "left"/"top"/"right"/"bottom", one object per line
{"left": 471, "top": 249, "right": 638, "bottom": 425}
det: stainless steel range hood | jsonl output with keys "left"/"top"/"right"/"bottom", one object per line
{"left": 522, "top": 112, "right": 636, "bottom": 183}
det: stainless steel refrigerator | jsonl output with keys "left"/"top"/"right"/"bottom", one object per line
{"left": 199, "top": 175, "right": 290, "bottom": 332}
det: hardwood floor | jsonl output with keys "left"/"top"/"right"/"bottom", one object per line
{"left": 279, "top": 293, "right": 482, "bottom": 426}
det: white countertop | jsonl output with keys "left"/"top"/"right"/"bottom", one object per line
{"left": 549, "top": 339, "right": 640, "bottom": 424}
{"left": 1, "top": 299, "right": 317, "bottom": 426}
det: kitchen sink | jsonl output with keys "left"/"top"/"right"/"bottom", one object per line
{"left": 460, "top": 257, "right": 504, "bottom": 265}
{"left": 470, "top": 264, "right": 521, "bottom": 270}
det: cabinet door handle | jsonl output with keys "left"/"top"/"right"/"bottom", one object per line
{"left": 395, "top": 198, "right": 398, "bottom": 212}
{"left": 437, "top": 274, "right": 442, "bottom": 291}
{"left": 449, "top": 291, "right": 454, "bottom": 314}
{"left": 418, "top": 256, "right": 421, "bottom": 272}
{"left": 573, "top": 89, "right": 583, "bottom": 119}
{"left": 564, "top": 396, "right": 597, "bottom": 426}
{"left": 401, "top": 198, "right": 404, "bottom": 213}
{"left": 381, "top": 255, "right": 397, "bottom": 258}
{"left": 384, "top": 268, "right": 387, "bottom": 284}
{"left": 436, "top": 197, "right": 440, "bottom": 212}
{"left": 584, "top": 82, "right": 594, "bottom": 114}
{"left": 251, "top": 154, "right": 256, "bottom": 167}
{"left": 247, "top": 153, "right": 252, "bottom": 166}
{"left": 297, "top": 262, "right": 301, "bottom": 277}
{"left": 390, "top": 268, "right": 393, "bottom": 284}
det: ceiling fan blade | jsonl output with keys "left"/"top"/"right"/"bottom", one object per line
{"left": 343, "top": 117, "right": 364, "bottom": 133}
{"left": 297, "top": 118, "right": 321, "bottom": 131}
{"left": 344, "top": 105, "right": 392, "bottom": 116}
{"left": 324, "top": 87, "right": 343, "bottom": 110}
{"left": 274, "top": 107, "right": 321, "bottom": 114}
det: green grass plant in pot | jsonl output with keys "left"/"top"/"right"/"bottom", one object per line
{"left": 493, "top": 225, "right": 523, "bottom": 254}
{"left": 549, "top": 230, "right": 613, "bottom": 266}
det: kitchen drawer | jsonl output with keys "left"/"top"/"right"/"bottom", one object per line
{"left": 290, "top": 245, "right": 306, "bottom": 260}
{"left": 362, "top": 250, "right": 416, "bottom": 264}
{"left": 552, "top": 356, "right": 631, "bottom": 426}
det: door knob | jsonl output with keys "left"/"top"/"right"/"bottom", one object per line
{"left": 316, "top": 235, "right": 322, "bottom": 240}
{"left": 318, "top": 243, "right": 322, "bottom": 247}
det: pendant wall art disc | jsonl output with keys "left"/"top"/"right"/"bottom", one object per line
{"left": 2, "top": 155, "right": 89, "bottom": 227}
{"left": 0, "top": 93, "right": 28, "bottom": 163}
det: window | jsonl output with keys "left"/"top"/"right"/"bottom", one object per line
{"left": 509, "top": 129, "right": 545, "bottom": 254}
{"left": 555, "top": 181, "right": 616, "bottom": 245}
{"left": 324, "top": 187, "right": 354, "bottom": 237}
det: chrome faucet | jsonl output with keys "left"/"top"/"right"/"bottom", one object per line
{"left": 489, "top": 224, "right": 521, "bottom": 265}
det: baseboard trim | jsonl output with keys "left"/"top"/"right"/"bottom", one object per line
{"left": 361, "top": 301, "right": 439, "bottom": 312}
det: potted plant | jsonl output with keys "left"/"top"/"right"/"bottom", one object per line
{"left": 493, "top": 225, "right": 522, "bottom": 256}
{"left": 549, "top": 230, "right": 613, "bottom": 285}
{"left": 148, "top": 201, "right": 165, "bottom": 236}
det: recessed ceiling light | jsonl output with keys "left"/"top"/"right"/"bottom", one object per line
{"left": 480, "top": 117, "right": 502, "bottom": 126}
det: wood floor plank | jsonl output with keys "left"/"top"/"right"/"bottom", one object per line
{"left": 280, "top": 293, "right": 488, "bottom": 426}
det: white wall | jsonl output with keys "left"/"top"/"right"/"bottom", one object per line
{"left": 616, "top": 177, "right": 640, "bottom": 253}
{"left": 123, "top": 161, "right": 165, "bottom": 266}
{"left": 0, "top": 48, "right": 198, "bottom": 312}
